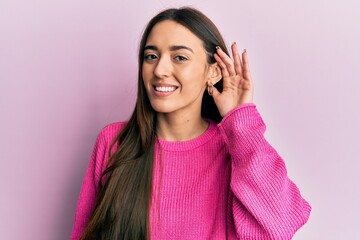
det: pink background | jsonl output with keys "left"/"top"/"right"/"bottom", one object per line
{"left": 1, "top": 0, "right": 359, "bottom": 239}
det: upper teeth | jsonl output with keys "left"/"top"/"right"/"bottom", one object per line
{"left": 155, "top": 86, "right": 177, "bottom": 92}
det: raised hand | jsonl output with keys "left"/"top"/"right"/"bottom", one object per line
{"left": 210, "top": 42, "right": 254, "bottom": 117}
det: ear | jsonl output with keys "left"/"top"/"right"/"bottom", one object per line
{"left": 207, "top": 63, "right": 222, "bottom": 85}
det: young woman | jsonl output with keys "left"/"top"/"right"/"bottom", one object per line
{"left": 71, "top": 7, "right": 311, "bottom": 240}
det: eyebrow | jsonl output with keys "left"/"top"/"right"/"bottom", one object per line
{"left": 144, "top": 45, "right": 194, "bottom": 53}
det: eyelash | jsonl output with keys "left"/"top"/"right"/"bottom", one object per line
{"left": 144, "top": 54, "right": 157, "bottom": 61}
{"left": 144, "top": 54, "right": 188, "bottom": 62}
{"left": 174, "top": 55, "right": 188, "bottom": 62}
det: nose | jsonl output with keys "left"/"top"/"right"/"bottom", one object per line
{"left": 153, "top": 56, "right": 172, "bottom": 78}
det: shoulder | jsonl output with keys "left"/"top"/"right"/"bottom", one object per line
{"left": 97, "top": 121, "right": 127, "bottom": 143}
{"left": 93, "top": 121, "right": 127, "bottom": 160}
{"left": 91, "top": 121, "right": 127, "bottom": 182}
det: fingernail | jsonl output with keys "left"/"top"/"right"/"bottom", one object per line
{"left": 244, "top": 49, "right": 247, "bottom": 53}
{"left": 216, "top": 46, "right": 220, "bottom": 50}
{"left": 233, "top": 42, "right": 237, "bottom": 45}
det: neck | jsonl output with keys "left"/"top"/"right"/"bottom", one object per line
{"left": 156, "top": 112, "right": 208, "bottom": 142}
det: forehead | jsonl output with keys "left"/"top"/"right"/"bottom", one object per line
{"left": 145, "top": 20, "right": 204, "bottom": 50}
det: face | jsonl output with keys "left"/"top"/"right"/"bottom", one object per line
{"left": 142, "top": 20, "right": 213, "bottom": 117}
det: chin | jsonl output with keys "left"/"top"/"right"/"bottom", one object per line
{"left": 151, "top": 106, "right": 174, "bottom": 114}
{"left": 149, "top": 101, "right": 178, "bottom": 114}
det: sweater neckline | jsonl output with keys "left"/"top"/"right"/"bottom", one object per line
{"left": 155, "top": 120, "right": 217, "bottom": 151}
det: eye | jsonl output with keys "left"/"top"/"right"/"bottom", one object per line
{"left": 144, "top": 54, "right": 158, "bottom": 61}
{"left": 174, "top": 55, "right": 188, "bottom": 62}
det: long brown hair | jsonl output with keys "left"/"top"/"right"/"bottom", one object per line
{"left": 80, "top": 7, "right": 229, "bottom": 240}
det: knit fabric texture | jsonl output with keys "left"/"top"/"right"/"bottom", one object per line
{"left": 70, "top": 104, "right": 311, "bottom": 239}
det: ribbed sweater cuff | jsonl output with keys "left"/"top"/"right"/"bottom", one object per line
{"left": 220, "top": 103, "right": 264, "bottom": 126}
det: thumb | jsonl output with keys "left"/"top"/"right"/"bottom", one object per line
{"left": 209, "top": 85, "right": 227, "bottom": 117}
{"left": 211, "top": 85, "right": 221, "bottom": 99}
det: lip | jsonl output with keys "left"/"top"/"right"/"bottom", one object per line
{"left": 152, "top": 83, "right": 179, "bottom": 97}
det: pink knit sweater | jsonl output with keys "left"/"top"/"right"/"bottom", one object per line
{"left": 70, "top": 104, "right": 311, "bottom": 239}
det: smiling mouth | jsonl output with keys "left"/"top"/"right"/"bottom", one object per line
{"left": 154, "top": 86, "right": 178, "bottom": 92}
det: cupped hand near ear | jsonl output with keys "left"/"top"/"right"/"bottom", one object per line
{"left": 211, "top": 42, "right": 254, "bottom": 117}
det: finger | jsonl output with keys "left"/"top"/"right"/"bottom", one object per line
{"left": 214, "top": 53, "right": 230, "bottom": 78}
{"left": 216, "top": 46, "right": 236, "bottom": 76}
{"left": 210, "top": 82, "right": 221, "bottom": 99}
{"left": 232, "top": 42, "right": 243, "bottom": 76}
{"left": 242, "top": 49, "right": 252, "bottom": 81}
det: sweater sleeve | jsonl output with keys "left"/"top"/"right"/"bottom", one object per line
{"left": 70, "top": 126, "right": 113, "bottom": 240}
{"left": 218, "top": 104, "right": 311, "bottom": 240}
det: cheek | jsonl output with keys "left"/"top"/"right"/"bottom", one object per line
{"left": 142, "top": 64, "right": 151, "bottom": 82}
{"left": 181, "top": 66, "right": 208, "bottom": 88}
